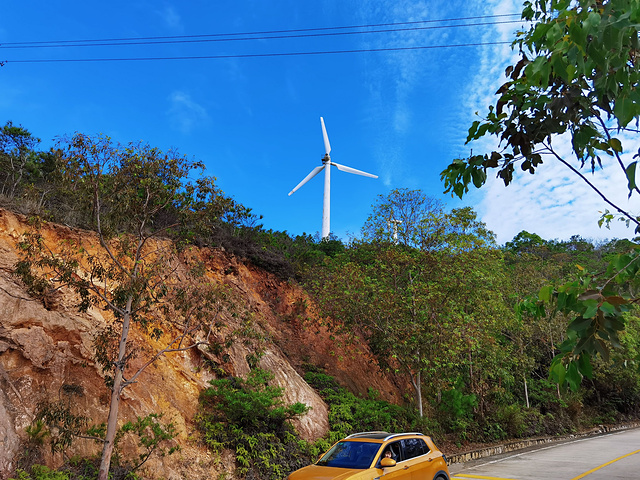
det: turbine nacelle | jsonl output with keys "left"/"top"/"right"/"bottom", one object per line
{"left": 288, "top": 117, "right": 378, "bottom": 238}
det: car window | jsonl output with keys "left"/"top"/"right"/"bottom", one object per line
{"left": 377, "top": 441, "right": 402, "bottom": 466}
{"left": 316, "top": 441, "right": 381, "bottom": 469}
{"left": 400, "top": 438, "right": 430, "bottom": 459}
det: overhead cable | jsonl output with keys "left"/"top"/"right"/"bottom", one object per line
{"left": 1, "top": 20, "right": 524, "bottom": 49}
{"left": 4, "top": 41, "right": 513, "bottom": 64}
{"left": 1, "top": 13, "right": 523, "bottom": 48}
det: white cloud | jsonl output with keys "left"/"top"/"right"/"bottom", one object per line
{"left": 463, "top": 84, "right": 640, "bottom": 242}
{"left": 156, "top": 4, "right": 183, "bottom": 32}
{"left": 167, "top": 91, "right": 209, "bottom": 134}
{"left": 358, "top": 0, "right": 523, "bottom": 185}
{"left": 358, "top": 0, "right": 473, "bottom": 183}
{"left": 476, "top": 134, "right": 640, "bottom": 243}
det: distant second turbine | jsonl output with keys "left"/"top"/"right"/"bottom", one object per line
{"left": 288, "top": 117, "right": 378, "bottom": 239}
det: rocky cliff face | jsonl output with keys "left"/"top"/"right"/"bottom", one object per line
{"left": 0, "top": 209, "right": 402, "bottom": 479}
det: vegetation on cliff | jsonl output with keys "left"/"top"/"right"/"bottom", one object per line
{"left": 2, "top": 120, "right": 640, "bottom": 479}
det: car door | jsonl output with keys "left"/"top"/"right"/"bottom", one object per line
{"left": 375, "top": 441, "right": 411, "bottom": 480}
{"left": 399, "top": 438, "right": 440, "bottom": 480}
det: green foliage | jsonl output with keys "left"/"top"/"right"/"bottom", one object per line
{"left": 440, "top": 0, "right": 640, "bottom": 395}
{"left": 118, "top": 414, "right": 179, "bottom": 471}
{"left": 0, "top": 121, "right": 44, "bottom": 202}
{"left": 438, "top": 386, "right": 478, "bottom": 430}
{"left": 442, "top": 0, "right": 640, "bottom": 233}
{"left": 197, "top": 368, "right": 312, "bottom": 479}
{"left": 25, "top": 421, "right": 49, "bottom": 445}
{"left": 304, "top": 370, "right": 418, "bottom": 442}
{"left": 11, "top": 133, "right": 248, "bottom": 479}
{"left": 525, "top": 245, "right": 640, "bottom": 390}
{"left": 9, "top": 458, "right": 139, "bottom": 480}
{"left": 4, "top": 120, "right": 640, "bottom": 477}
{"left": 361, "top": 188, "right": 447, "bottom": 249}
{"left": 34, "top": 396, "right": 89, "bottom": 455}
{"left": 29, "top": 397, "right": 177, "bottom": 478}
{"left": 308, "top": 193, "right": 512, "bottom": 421}
{"left": 201, "top": 368, "right": 309, "bottom": 434}
{"left": 0, "top": 121, "right": 354, "bottom": 282}
{"left": 9, "top": 465, "right": 70, "bottom": 480}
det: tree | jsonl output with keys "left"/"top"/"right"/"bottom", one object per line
{"left": 309, "top": 242, "right": 447, "bottom": 417}
{"left": 361, "top": 188, "right": 447, "bottom": 249}
{"left": 14, "top": 134, "right": 235, "bottom": 480}
{"left": 311, "top": 192, "right": 511, "bottom": 418}
{"left": 440, "top": 0, "right": 640, "bottom": 390}
{"left": 0, "top": 121, "right": 41, "bottom": 199}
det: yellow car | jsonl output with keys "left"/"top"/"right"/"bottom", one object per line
{"left": 287, "top": 432, "right": 450, "bottom": 480}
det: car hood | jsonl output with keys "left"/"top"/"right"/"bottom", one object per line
{"left": 288, "top": 464, "right": 368, "bottom": 480}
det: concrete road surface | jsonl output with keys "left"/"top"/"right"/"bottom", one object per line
{"left": 449, "top": 428, "right": 640, "bottom": 480}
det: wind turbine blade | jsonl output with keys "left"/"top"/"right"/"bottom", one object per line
{"left": 288, "top": 165, "right": 325, "bottom": 196}
{"left": 331, "top": 162, "right": 378, "bottom": 179}
{"left": 320, "top": 117, "right": 331, "bottom": 155}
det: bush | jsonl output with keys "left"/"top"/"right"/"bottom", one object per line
{"left": 197, "top": 368, "right": 313, "bottom": 479}
{"left": 438, "top": 385, "right": 477, "bottom": 436}
{"left": 9, "top": 465, "right": 69, "bottom": 480}
{"left": 304, "top": 370, "right": 419, "bottom": 439}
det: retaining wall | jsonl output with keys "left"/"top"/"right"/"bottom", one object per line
{"left": 447, "top": 422, "right": 640, "bottom": 465}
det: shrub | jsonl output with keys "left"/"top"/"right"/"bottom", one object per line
{"left": 438, "top": 386, "right": 477, "bottom": 434}
{"left": 197, "top": 368, "right": 312, "bottom": 479}
{"left": 9, "top": 465, "right": 69, "bottom": 480}
{"left": 304, "top": 370, "right": 418, "bottom": 439}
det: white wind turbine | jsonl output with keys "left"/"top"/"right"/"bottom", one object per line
{"left": 288, "top": 117, "right": 378, "bottom": 239}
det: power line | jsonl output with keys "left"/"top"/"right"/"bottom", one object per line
{"left": 3, "top": 41, "right": 513, "bottom": 64}
{"left": 1, "top": 20, "right": 524, "bottom": 49}
{"left": 1, "top": 13, "right": 523, "bottom": 48}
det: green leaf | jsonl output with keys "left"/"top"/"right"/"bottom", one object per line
{"left": 569, "top": 21, "right": 586, "bottom": 49}
{"left": 626, "top": 161, "right": 637, "bottom": 194}
{"left": 582, "top": 299, "right": 599, "bottom": 319}
{"left": 577, "top": 354, "right": 593, "bottom": 379}
{"left": 546, "top": 22, "right": 564, "bottom": 45}
{"left": 568, "top": 316, "right": 594, "bottom": 333}
{"left": 471, "top": 168, "right": 487, "bottom": 188}
{"left": 538, "top": 285, "right": 553, "bottom": 302}
{"left": 614, "top": 94, "right": 636, "bottom": 127}
{"left": 550, "top": 359, "right": 566, "bottom": 385}
{"left": 583, "top": 12, "right": 601, "bottom": 32}
{"left": 609, "top": 137, "right": 623, "bottom": 153}
{"left": 594, "top": 339, "right": 610, "bottom": 362}
{"left": 586, "top": 40, "right": 606, "bottom": 69}
{"left": 566, "top": 361, "right": 581, "bottom": 391}
{"left": 603, "top": 315, "right": 625, "bottom": 332}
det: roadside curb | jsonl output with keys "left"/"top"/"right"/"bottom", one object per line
{"left": 446, "top": 422, "right": 640, "bottom": 467}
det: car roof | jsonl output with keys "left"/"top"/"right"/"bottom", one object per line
{"left": 345, "top": 432, "right": 426, "bottom": 441}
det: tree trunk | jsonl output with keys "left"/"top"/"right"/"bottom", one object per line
{"left": 416, "top": 370, "right": 423, "bottom": 417}
{"left": 523, "top": 375, "right": 530, "bottom": 408}
{"left": 98, "top": 299, "right": 133, "bottom": 480}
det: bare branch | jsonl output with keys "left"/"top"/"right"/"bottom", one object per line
{"left": 595, "top": 115, "right": 640, "bottom": 197}
{"left": 544, "top": 141, "right": 640, "bottom": 229}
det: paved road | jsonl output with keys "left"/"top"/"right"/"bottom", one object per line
{"left": 449, "top": 428, "right": 640, "bottom": 480}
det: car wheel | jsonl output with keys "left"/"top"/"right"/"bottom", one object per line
{"left": 434, "top": 475, "right": 448, "bottom": 480}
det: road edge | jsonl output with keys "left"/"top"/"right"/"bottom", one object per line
{"left": 446, "top": 422, "right": 640, "bottom": 470}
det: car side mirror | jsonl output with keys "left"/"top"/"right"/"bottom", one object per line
{"left": 380, "top": 458, "right": 396, "bottom": 467}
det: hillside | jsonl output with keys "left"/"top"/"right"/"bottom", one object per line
{"left": 0, "top": 208, "right": 403, "bottom": 479}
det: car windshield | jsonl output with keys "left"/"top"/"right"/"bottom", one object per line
{"left": 316, "top": 441, "right": 381, "bottom": 469}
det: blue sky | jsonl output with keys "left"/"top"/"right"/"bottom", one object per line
{"left": 1, "top": 1, "right": 638, "bottom": 245}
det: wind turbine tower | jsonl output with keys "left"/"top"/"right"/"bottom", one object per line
{"left": 388, "top": 218, "right": 403, "bottom": 245}
{"left": 288, "top": 117, "right": 378, "bottom": 239}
